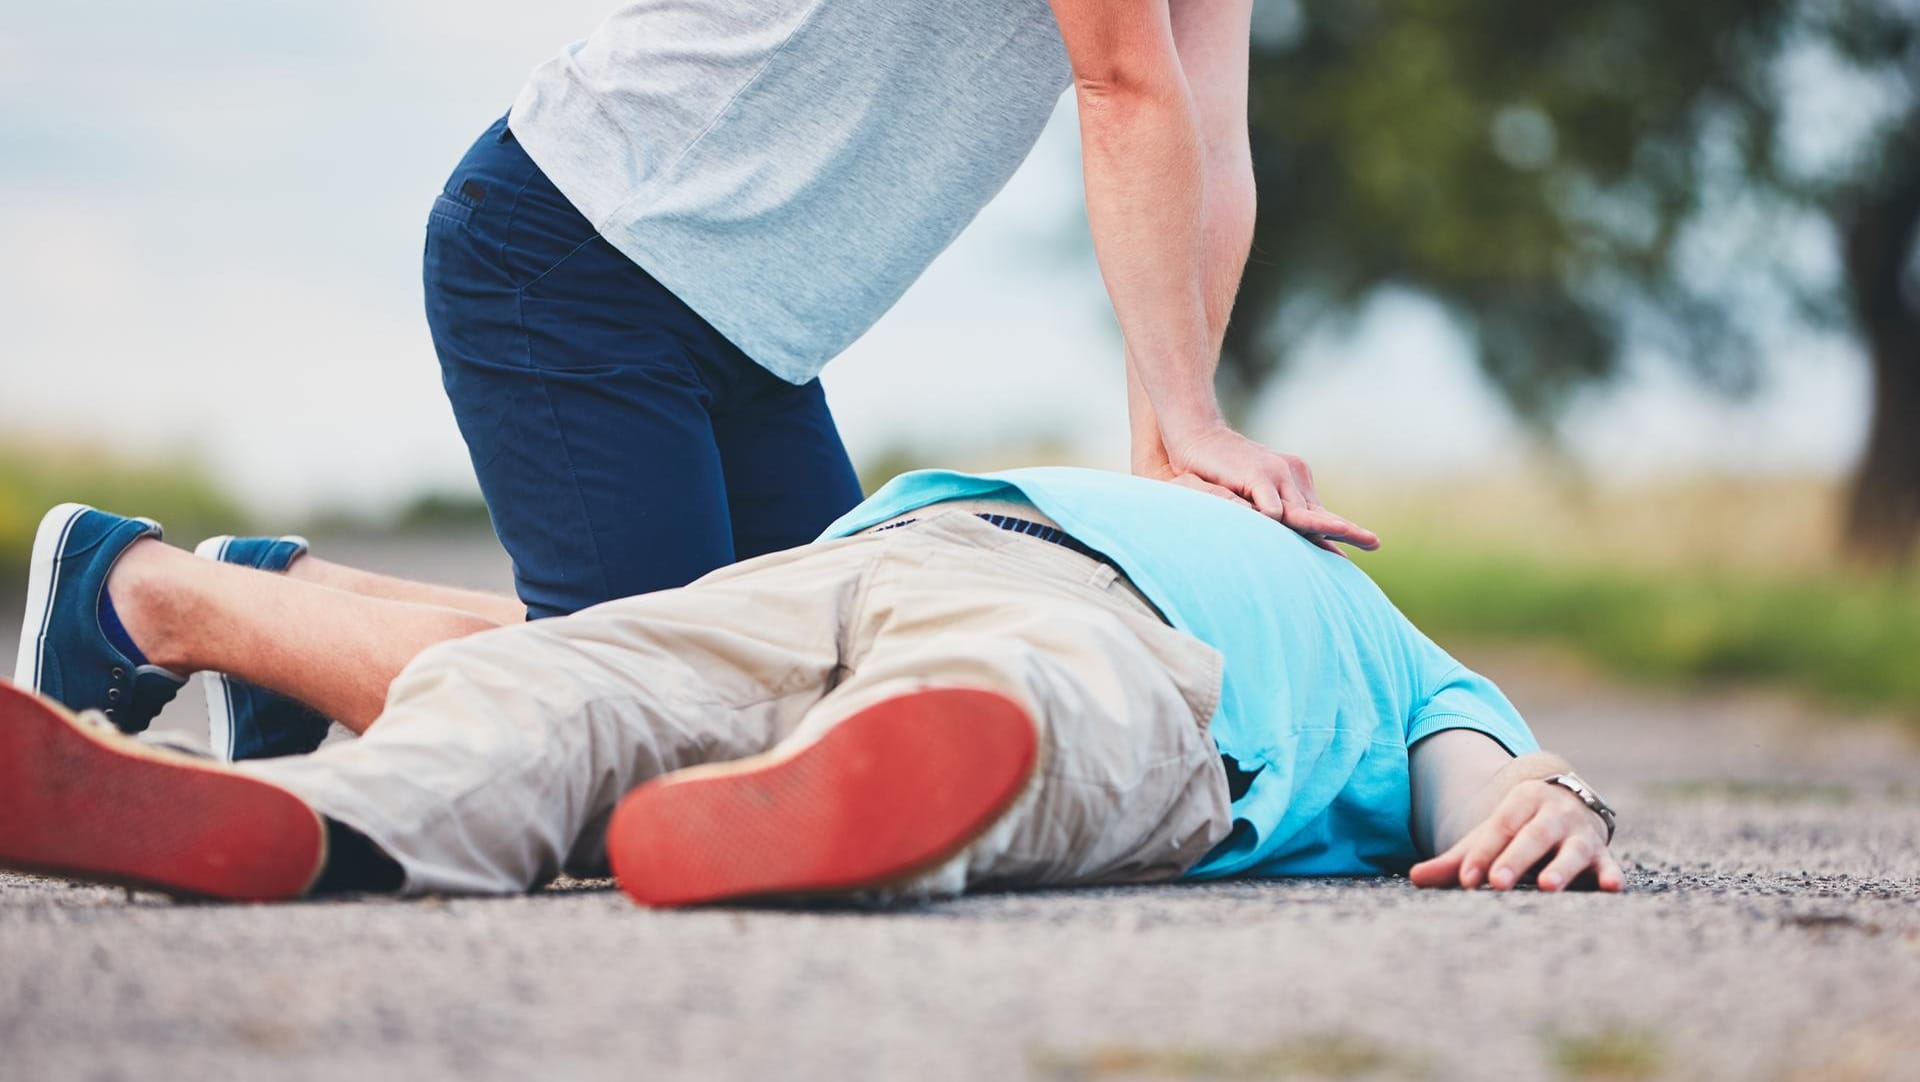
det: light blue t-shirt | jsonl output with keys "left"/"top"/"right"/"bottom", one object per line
{"left": 820, "top": 468, "right": 1540, "bottom": 879}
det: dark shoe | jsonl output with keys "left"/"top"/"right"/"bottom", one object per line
{"left": 13, "top": 504, "right": 183, "bottom": 734}
{"left": 608, "top": 687, "right": 1037, "bottom": 907}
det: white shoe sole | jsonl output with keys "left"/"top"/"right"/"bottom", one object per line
{"left": 192, "top": 536, "right": 238, "bottom": 761}
{"left": 12, "top": 503, "right": 91, "bottom": 693}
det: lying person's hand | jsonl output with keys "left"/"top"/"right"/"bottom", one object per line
{"left": 1408, "top": 774, "right": 1625, "bottom": 893}
{"left": 1163, "top": 425, "right": 1380, "bottom": 553}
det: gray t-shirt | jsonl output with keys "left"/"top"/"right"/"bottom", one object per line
{"left": 509, "top": 0, "right": 1073, "bottom": 383}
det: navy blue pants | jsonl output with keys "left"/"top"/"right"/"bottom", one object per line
{"left": 423, "top": 116, "right": 863, "bottom": 619}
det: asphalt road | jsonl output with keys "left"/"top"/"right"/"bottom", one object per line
{"left": 3, "top": 534, "right": 1917, "bottom": 1081}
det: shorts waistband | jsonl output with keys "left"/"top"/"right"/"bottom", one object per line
{"left": 871, "top": 513, "right": 1119, "bottom": 573}
{"left": 868, "top": 511, "right": 1170, "bottom": 625}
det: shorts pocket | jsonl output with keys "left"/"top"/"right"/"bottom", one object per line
{"left": 502, "top": 176, "right": 602, "bottom": 291}
{"left": 1128, "top": 616, "right": 1226, "bottom": 732}
{"left": 428, "top": 191, "right": 475, "bottom": 230}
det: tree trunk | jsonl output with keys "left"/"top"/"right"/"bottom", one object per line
{"left": 1846, "top": 328, "right": 1920, "bottom": 563}
{"left": 1841, "top": 122, "right": 1920, "bottom": 564}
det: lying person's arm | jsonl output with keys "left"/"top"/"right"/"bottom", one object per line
{"left": 1407, "top": 729, "right": 1624, "bottom": 892}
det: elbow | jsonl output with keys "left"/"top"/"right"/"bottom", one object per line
{"left": 1216, "top": 165, "right": 1256, "bottom": 224}
{"left": 1072, "top": 65, "right": 1187, "bottom": 122}
{"left": 1208, "top": 137, "right": 1256, "bottom": 208}
{"left": 1203, "top": 160, "right": 1257, "bottom": 241}
{"left": 1072, "top": 68, "right": 1200, "bottom": 168}
{"left": 1227, "top": 157, "right": 1256, "bottom": 210}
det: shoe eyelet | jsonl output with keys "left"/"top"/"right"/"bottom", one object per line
{"left": 111, "top": 667, "right": 125, "bottom": 679}
{"left": 106, "top": 688, "right": 121, "bottom": 701}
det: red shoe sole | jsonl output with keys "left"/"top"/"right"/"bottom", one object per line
{"left": 0, "top": 681, "right": 323, "bottom": 901}
{"left": 608, "top": 687, "right": 1038, "bottom": 908}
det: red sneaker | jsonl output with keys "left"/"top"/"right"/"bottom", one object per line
{"left": 608, "top": 687, "right": 1038, "bottom": 907}
{"left": 0, "top": 680, "right": 324, "bottom": 901}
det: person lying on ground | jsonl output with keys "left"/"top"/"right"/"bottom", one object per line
{"left": 4, "top": 467, "right": 1620, "bottom": 905}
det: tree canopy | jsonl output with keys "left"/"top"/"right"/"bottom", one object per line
{"left": 1228, "top": 0, "right": 1919, "bottom": 557}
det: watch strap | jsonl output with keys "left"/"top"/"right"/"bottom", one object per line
{"left": 1544, "top": 772, "right": 1616, "bottom": 843}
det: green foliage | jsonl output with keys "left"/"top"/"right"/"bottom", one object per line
{"left": 856, "top": 441, "right": 1083, "bottom": 496}
{"left": 301, "top": 488, "right": 496, "bottom": 537}
{"left": 387, "top": 491, "right": 494, "bottom": 533}
{"left": 1229, "top": 0, "right": 1911, "bottom": 419}
{"left": 858, "top": 445, "right": 943, "bottom": 497}
{"left": 0, "top": 442, "right": 247, "bottom": 585}
{"left": 1365, "top": 540, "right": 1920, "bottom": 721}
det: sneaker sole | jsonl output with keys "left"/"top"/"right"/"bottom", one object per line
{"left": 13, "top": 503, "right": 162, "bottom": 696}
{"left": 0, "top": 681, "right": 324, "bottom": 900}
{"left": 192, "top": 536, "right": 239, "bottom": 760}
{"left": 608, "top": 687, "right": 1038, "bottom": 908}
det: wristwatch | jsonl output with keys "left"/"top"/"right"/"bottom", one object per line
{"left": 1544, "top": 772, "right": 1616, "bottom": 843}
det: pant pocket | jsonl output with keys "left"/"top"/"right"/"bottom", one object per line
{"left": 499, "top": 165, "right": 601, "bottom": 290}
{"left": 1122, "top": 614, "right": 1225, "bottom": 732}
{"left": 428, "top": 191, "right": 475, "bottom": 230}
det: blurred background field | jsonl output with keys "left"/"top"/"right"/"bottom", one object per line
{"left": 0, "top": 440, "right": 247, "bottom": 575}
{"left": 874, "top": 450, "right": 1920, "bottom": 725}
{"left": 1340, "top": 472, "right": 1920, "bottom": 722}
{"left": 5, "top": 434, "right": 1915, "bottom": 727}
{"left": 3, "top": 1, "right": 1917, "bottom": 726}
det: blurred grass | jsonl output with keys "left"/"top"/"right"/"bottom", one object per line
{"left": 1364, "top": 544, "right": 1920, "bottom": 718}
{"left": 0, "top": 441, "right": 246, "bottom": 585}
{"left": 302, "top": 488, "right": 497, "bottom": 537}
{"left": 1338, "top": 469, "right": 1920, "bottom": 722}
{"left": 1543, "top": 1028, "right": 1665, "bottom": 1081}
{"left": 867, "top": 448, "right": 1920, "bottom": 723}
{"left": 856, "top": 439, "right": 1082, "bottom": 496}
{"left": 1030, "top": 1032, "right": 1403, "bottom": 1079}
{"left": 5, "top": 436, "right": 1915, "bottom": 723}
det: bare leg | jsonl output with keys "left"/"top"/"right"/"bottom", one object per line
{"left": 107, "top": 539, "right": 501, "bottom": 733}
{"left": 286, "top": 555, "right": 526, "bottom": 626}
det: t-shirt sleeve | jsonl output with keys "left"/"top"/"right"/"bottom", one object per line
{"left": 1408, "top": 663, "right": 1541, "bottom": 756}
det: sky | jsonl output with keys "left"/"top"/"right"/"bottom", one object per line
{"left": 0, "top": 1, "right": 1871, "bottom": 516}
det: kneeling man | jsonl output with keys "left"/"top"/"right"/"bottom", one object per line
{"left": 3, "top": 468, "right": 1621, "bottom": 904}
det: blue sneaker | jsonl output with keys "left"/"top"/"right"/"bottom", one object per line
{"left": 192, "top": 535, "right": 334, "bottom": 761}
{"left": 13, "top": 504, "right": 185, "bottom": 734}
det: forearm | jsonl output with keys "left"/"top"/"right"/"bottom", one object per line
{"left": 1409, "top": 737, "right": 1622, "bottom": 893}
{"left": 1079, "top": 85, "right": 1222, "bottom": 444}
{"left": 1050, "top": 0, "right": 1373, "bottom": 546}
{"left": 1126, "top": 164, "right": 1255, "bottom": 473}
{"left": 1196, "top": 158, "right": 1256, "bottom": 358}
{"left": 1411, "top": 732, "right": 1571, "bottom": 857}
{"left": 1125, "top": 353, "right": 1168, "bottom": 473}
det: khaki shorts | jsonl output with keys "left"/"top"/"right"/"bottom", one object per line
{"left": 245, "top": 509, "right": 1233, "bottom": 898}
